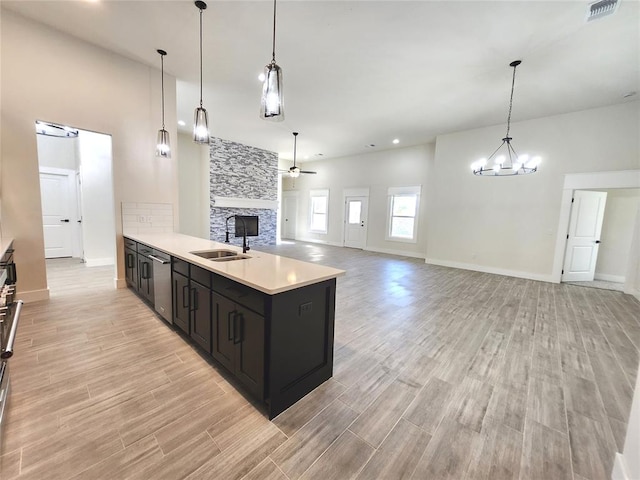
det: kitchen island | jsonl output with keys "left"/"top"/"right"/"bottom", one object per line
{"left": 123, "top": 232, "right": 345, "bottom": 419}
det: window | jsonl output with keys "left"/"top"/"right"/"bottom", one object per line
{"left": 309, "top": 189, "right": 329, "bottom": 233}
{"left": 387, "top": 186, "right": 421, "bottom": 242}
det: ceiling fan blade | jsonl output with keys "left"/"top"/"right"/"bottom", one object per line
{"left": 300, "top": 170, "right": 317, "bottom": 174}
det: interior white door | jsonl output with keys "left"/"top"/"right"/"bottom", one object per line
{"left": 282, "top": 195, "right": 297, "bottom": 239}
{"left": 40, "top": 172, "right": 74, "bottom": 258}
{"left": 344, "top": 196, "right": 369, "bottom": 249}
{"left": 562, "top": 190, "right": 608, "bottom": 282}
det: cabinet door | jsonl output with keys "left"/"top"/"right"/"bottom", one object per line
{"left": 190, "top": 281, "right": 212, "bottom": 353}
{"left": 139, "top": 258, "right": 154, "bottom": 303}
{"left": 173, "top": 272, "right": 190, "bottom": 334}
{"left": 234, "top": 304, "right": 265, "bottom": 399}
{"left": 125, "top": 248, "right": 138, "bottom": 290}
{"left": 211, "top": 292, "right": 235, "bottom": 372}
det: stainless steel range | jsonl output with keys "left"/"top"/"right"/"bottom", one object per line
{"left": 0, "top": 243, "right": 22, "bottom": 457}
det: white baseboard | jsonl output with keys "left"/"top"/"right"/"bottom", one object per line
{"left": 85, "top": 257, "right": 115, "bottom": 267}
{"left": 115, "top": 278, "right": 127, "bottom": 289}
{"left": 425, "top": 258, "right": 554, "bottom": 283}
{"left": 17, "top": 288, "right": 50, "bottom": 303}
{"left": 594, "top": 273, "right": 625, "bottom": 283}
{"left": 611, "top": 453, "right": 630, "bottom": 480}
{"left": 296, "top": 237, "right": 343, "bottom": 247}
{"left": 364, "top": 246, "right": 426, "bottom": 259}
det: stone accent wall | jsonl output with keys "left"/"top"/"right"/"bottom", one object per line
{"left": 209, "top": 207, "right": 277, "bottom": 248}
{"left": 209, "top": 137, "right": 278, "bottom": 246}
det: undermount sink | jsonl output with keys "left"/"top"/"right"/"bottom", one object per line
{"left": 190, "top": 249, "right": 250, "bottom": 262}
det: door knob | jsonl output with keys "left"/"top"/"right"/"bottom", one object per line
{"left": 595, "top": 240, "right": 601, "bottom": 244}
{"left": 60, "top": 219, "right": 70, "bottom": 223}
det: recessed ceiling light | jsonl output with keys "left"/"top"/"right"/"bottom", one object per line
{"left": 258, "top": 73, "right": 266, "bottom": 82}
{"left": 178, "top": 120, "right": 186, "bottom": 126}
{"left": 392, "top": 139, "right": 400, "bottom": 144}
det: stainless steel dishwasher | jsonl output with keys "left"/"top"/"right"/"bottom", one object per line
{"left": 149, "top": 249, "right": 172, "bottom": 324}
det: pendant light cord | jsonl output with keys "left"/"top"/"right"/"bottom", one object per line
{"left": 161, "top": 54, "right": 165, "bottom": 129}
{"left": 199, "top": 6, "right": 203, "bottom": 107}
{"left": 271, "top": 0, "right": 277, "bottom": 63}
{"left": 293, "top": 132, "right": 297, "bottom": 167}
{"left": 505, "top": 63, "right": 518, "bottom": 139}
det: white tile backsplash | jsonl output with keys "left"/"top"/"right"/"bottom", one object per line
{"left": 122, "top": 202, "right": 174, "bottom": 235}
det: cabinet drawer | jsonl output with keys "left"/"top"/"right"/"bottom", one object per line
{"left": 124, "top": 237, "right": 137, "bottom": 249}
{"left": 138, "top": 243, "right": 153, "bottom": 256}
{"left": 191, "top": 266, "right": 211, "bottom": 289}
{"left": 172, "top": 257, "right": 189, "bottom": 277}
{"left": 212, "top": 273, "right": 265, "bottom": 316}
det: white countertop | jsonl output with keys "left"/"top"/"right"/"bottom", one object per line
{"left": 124, "top": 232, "right": 345, "bottom": 295}
{"left": 0, "top": 237, "right": 14, "bottom": 258}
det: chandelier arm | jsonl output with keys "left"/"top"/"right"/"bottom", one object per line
{"left": 486, "top": 140, "right": 507, "bottom": 164}
{"left": 507, "top": 142, "right": 520, "bottom": 164}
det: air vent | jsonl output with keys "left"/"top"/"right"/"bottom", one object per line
{"left": 586, "top": 0, "right": 620, "bottom": 22}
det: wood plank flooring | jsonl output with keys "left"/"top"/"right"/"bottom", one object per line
{"left": 1, "top": 245, "right": 638, "bottom": 479}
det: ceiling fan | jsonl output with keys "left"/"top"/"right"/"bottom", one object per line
{"left": 278, "top": 132, "right": 317, "bottom": 178}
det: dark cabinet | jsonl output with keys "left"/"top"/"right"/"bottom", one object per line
{"left": 137, "top": 245, "right": 154, "bottom": 304}
{"left": 124, "top": 247, "right": 138, "bottom": 290}
{"left": 212, "top": 292, "right": 264, "bottom": 398}
{"left": 172, "top": 259, "right": 213, "bottom": 353}
{"left": 173, "top": 271, "right": 190, "bottom": 335}
{"left": 190, "top": 281, "right": 212, "bottom": 353}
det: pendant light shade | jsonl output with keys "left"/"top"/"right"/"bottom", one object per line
{"left": 155, "top": 49, "right": 171, "bottom": 158}
{"left": 471, "top": 60, "right": 541, "bottom": 176}
{"left": 260, "top": 0, "right": 284, "bottom": 121}
{"left": 193, "top": 1, "right": 210, "bottom": 144}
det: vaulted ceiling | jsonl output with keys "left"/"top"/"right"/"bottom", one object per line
{"left": 3, "top": 1, "right": 639, "bottom": 161}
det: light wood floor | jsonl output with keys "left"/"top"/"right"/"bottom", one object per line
{"left": 1, "top": 245, "right": 638, "bottom": 480}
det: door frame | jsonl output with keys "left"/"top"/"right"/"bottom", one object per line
{"left": 281, "top": 190, "right": 299, "bottom": 241}
{"left": 552, "top": 169, "right": 640, "bottom": 286}
{"left": 39, "top": 166, "right": 84, "bottom": 259}
{"left": 341, "top": 188, "right": 370, "bottom": 248}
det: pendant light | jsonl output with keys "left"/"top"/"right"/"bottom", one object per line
{"left": 471, "top": 60, "right": 541, "bottom": 176}
{"left": 260, "top": 0, "right": 284, "bottom": 121}
{"left": 155, "top": 49, "right": 171, "bottom": 158}
{"left": 193, "top": 0, "right": 210, "bottom": 144}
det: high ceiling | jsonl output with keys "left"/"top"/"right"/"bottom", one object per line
{"left": 3, "top": 1, "right": 639, "bottom": 162}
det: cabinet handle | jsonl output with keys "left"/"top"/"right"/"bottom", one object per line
{"left": 193, "top": 288, "right": 199, "bottom": 311}
{"left": 233, "top": 313, "right": 243, "bottom": 345}
{"left": 227, "top": 311, "right": 235, "bottom": 341}
{"left": 182, "top": 285, "right": 189, "bottom": 308}
{"left": 8, "top": 263, "right": 17, "bottom": 284}
{"left": 126, "top": 253, "right": 134, "bottom": 269}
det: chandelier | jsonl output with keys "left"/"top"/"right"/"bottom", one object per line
{"left": 471, "top": 60, "right": 541, "bottom": 176}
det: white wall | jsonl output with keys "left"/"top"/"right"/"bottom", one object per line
{"left": 0, "top": 9, "right": 178, "bottom": 299}
{"left": 282, "top": 144, "right": 434, "bottom": 258}
{"left": 613, "top": 369, "right": 640, "bottom": 480}
{"left": 594, "top": 188, "right": 640, "bottom": 283}
{"left": 36, "top": 135, "right": 79, "bottom": 171}
{"left": 427, "top": 101, "right": 640, "bottom": 281}
{"left": 177, "top": 132, "right": 210, "bottom": 239}
{"left": 78, "top": 130, "right": 116, "bottom": 266}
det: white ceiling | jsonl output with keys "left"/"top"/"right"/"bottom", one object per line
{"left": 3, "top": 0, "right": 639, "bottom": 162}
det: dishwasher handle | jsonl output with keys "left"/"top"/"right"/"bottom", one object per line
{"left": 148, "top": 255, "right": 169, "bottom": 265}
{"left": 1, "top": 300, "right": 23, "bottom": 359}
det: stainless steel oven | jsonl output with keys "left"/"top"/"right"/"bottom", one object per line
{"left": 0, "top": 243, "right": 22, "bottom": 457}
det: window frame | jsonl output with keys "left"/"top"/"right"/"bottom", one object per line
{"left": 309, "top": 189, "right": 329, "bottom": 234}
{"left": 386, "top": 186, "right": 421, "bottom": 243}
